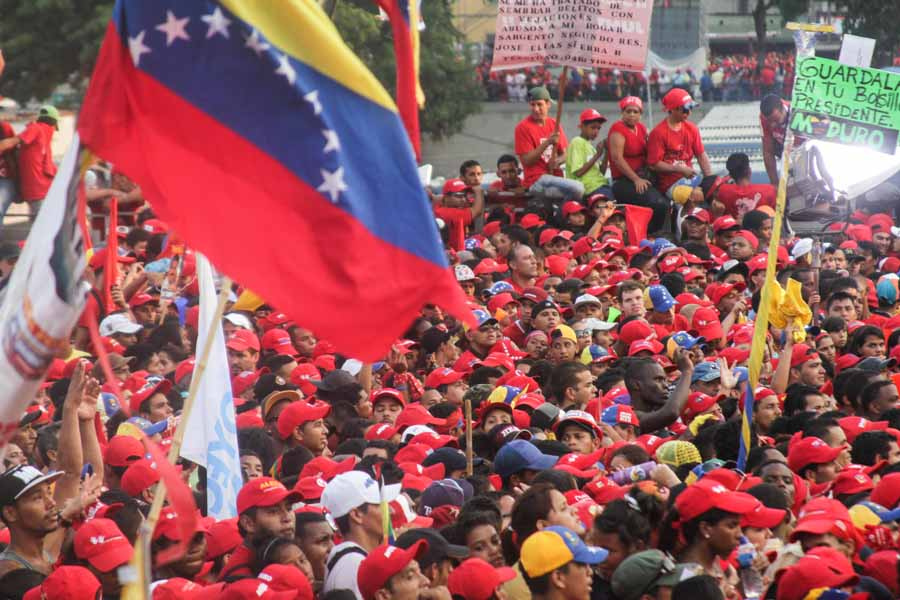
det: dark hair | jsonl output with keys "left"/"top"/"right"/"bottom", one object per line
{"left": 742, "top": 210, "right": 771, "bottom": 235}
{"left": 745, "top": 446, "right": 780, "bottom": 474}
{"left": 672, "top": 574, "right": 725, "bottom": 600}
{"left": 237, "top": 427, "right": 280, "bottom": 475}
{"left": 783, "top": 384, "right": 824, "bottom": 417}
{"left": 548, "top": 361, "right": 591, "bottom": 404}
{"left": 35, "top": 422, "right": 61, "bottom": 466}
{"left": 879, "top": 408, "right": 900, "bottom": 431}
{"left": 714, "top": 419, "right": 755, "bottom": 462}
{"left": 760, "top": 94, "right": 783, "bottom": 117}
{"left": 746, "top": 483, "right": 790, "bottom": 512}
{"left": 833, "top": 368, "right": 860, "bottom": 409}
{"left": 253, "top": 536, "right": 300, "bottom": 571}
{"left": 660, "top": 506, "right": 734, "bottom": 553}
{"left": 469, "top": 366, "right": 504, "bottom": 387}
{"left": 616, "top": 279, "right": 644, "bottom": 302}
{"left": 659, "top": 272, "right": 686, "bottom": 298}
{"left": 334, "top": 502, "right": 371, "bottom": 536}
{"left": 861, "top": 379, "right": 897, "bottom": 415}
{"left": 851, "top": 431, "right": 895, "bottom": 467}
{"left": 692, "top": 421, "right": 724, "bottom": 461}
{"left": 507, "top": 483, "right": 557, "bottom": 561}
{"left": 125, "top": 227, "right": 151, "bottom": 249}
{"left": 295, "top": 510, "right": 329, "bottom": 540}
{"left": 825, "top": 291, "right": 857, "bottom": 312}
{"left": 98, "top": 490, "right": 144, "bottom": 545}
{"left": 801, "top": 417, "right": 840, "bottom": 443}
{"left": 497, "top": 154, "right": 518, "bottom": 168}
{"left": 531, "top": 469, "right": 577, "bottom": 492}
{"left": 521, "top": 562, "right": 573, "bottom": 596}
{"left": 459, "top": 160, "right": 481, "bottom": 177}
{"left": 726, "top": 152, "right": 751, "bottom": 180}
{"left": 595, "top": 368, "right": 625, "bottom": 394}
{"left": 609, "top": 444, "right": 650, "bottom": 466}
{"left": 0, "top": 568, "right": 45, "bottom": 600}
{"left": 365, "top": 439, "right": 397, "bottom": 460}
{"left": 847, "top": 326, "right": 885, "bottom": 357}
{"left": 593, "top": 497, "right": 652, "bottom": 549}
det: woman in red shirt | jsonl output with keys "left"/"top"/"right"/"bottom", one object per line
{"left": 607, "top": 96, "right": 669, "bottom": 234}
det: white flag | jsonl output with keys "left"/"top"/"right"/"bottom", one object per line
{"left": 0, "top": 135, "right": 89, "bottom": 449}
{"left": 180, "top": 253, "right": 242, "bottom": 519}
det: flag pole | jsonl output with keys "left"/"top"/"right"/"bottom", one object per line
{"left": 465, "top": 398, "right": 473, "bottom": 477}
{"left": 122, "top": 274, "right": 231, "bottom": 596}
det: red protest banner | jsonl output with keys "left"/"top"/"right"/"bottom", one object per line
{"left": 491, "top": 0, "right": 654, "bottom": 72}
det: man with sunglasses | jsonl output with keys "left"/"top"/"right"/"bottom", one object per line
{"left": 647, "top": 88, "right": 713, "bottom": 207}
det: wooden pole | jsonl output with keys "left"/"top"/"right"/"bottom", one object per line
{"left": 465, "top": 398, "right": 474, "bottom": 477}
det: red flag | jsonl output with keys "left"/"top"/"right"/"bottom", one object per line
{"left": 375, "top": 0, "right": 423, "bottom": 160}
{"left": 142, "top": 434, "right": 199, "bottom": 567}
{"left": 624, "top": 205, "right": 653, "bottom": 246}
{"left": 103, "top": 197, "right": 118, "bottom": 311}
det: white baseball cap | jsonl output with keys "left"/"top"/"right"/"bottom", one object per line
{"left": 223, "top": 312, "right": 253, "bottom": 330}
{"left": 401, "top": 424, "right": 437, "bottom": 444}
{"left": 321, "top": 471, "right": 398, "bottom": 519}
{"left": 99, "top": 313, "right": 142, "bottom": 337}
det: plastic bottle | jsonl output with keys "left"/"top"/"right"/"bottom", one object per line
{"left": 609, "top": 461, "right": 656, "bottom": 485}
{"left": 737, "top": 535, "right": 763, "bottom": 600}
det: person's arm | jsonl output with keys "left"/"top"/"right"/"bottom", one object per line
{"left": 518, "top": 132, "right": 558, "bottom": 167}
{"left": 54, "top": 362, "right": 88, "bottom": 506}
{"left": 572, "top": 143, "right": 604, "bottom": 178}
{"left": 638, "top": 348, "right": 694, "bottom": 433}
{"left": 652, "top": 160, "right": 693, "bottom": 177}
{"left": 609, "top": 131, "right": 650, "bottom": 188}
{"left": 78, "top": 375, "right": 104, "bottom": 480}
{"left": 762, "top": 133, "right": 779, "bottom": 186}
{"left": 0, "top": 136, "right": 19, "bottom": 153}
{"left": 719, "top": 299, "right": 747, "bottom": 340}
{"left": 469, "top": 186, "right": 485, "bottom": 221}
{"left": 697, "top": 151, "right": 713, "bottom": 177}
{"left": 772, "top": 325, "right": 795, "bottom": 394}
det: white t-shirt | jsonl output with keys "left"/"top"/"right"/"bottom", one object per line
{"left": 322, "top": 541, "right": 367, "bottom": 599}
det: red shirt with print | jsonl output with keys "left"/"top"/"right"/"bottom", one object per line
{"left": 646, "top": 119, "right": 705, "bottom": 193}
{"left": 607, "top": 120, "right": 649, "bottom": 179}
{"left": 434, "top": 206, "right": 473, "bottom": 252}
{"left": 716, "top": 182, "right": 776, "bottom": 220}
{"left": 514, "top": 116, "right": 568, "bottom": 188}
{"left": 17, "top": 121, "right": 57, "bottom": 201}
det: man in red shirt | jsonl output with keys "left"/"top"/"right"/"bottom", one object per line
{"left": 760, "top": 94, "right": 806, "bottom": 186}
{"left": 712, "top": 152, "right": 776, "bottom": 220}
{"left": 514, "top": 86, "right": 584, "bottom": 201}
{"left": 0, "top": 105, "right": 58, "bottom": 218}
{"left": 647, "top": 89, "right": 713, "bottom": 202}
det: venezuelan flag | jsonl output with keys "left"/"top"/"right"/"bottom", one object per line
{"left": 737, "top": 381, "right": 753, "bottom": 472}
{"left": 78, "top": 0, "right": 469, "bottom": 361}
{"left": 376, "top": 0, "right": 425, "bottom": 159}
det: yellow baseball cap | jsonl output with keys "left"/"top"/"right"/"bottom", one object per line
{"left": 520, "top": 526, "right": 608, "bottom": 578}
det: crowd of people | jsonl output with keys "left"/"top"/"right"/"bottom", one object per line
{"left": 3, "top": 40, "right": 900, "bottom": 600}
{"left": 476, "top": 51, "right": 797, "bottom": 105}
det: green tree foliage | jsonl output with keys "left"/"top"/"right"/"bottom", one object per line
{"left": 332, "top": 0, "right": 483, "bottom": 140}
{"left": 752, "top": 0, "right": 809, "bottom": 62}
{"left": 0, "top": 0, "right": 112, "bottom": 103}
{"left": 832, "top": 1, "right": 900, "bottom": 67}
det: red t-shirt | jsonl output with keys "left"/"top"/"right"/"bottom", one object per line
{"left": 489, "top": 177, "right": 523, "bottom": 191}
{"left": 646, "top": 119, "right": 705, "bottom": 193}
{"left": 434, "top": 206, "right": 473, "bottom": 252}
{"left": 0, "top": 122, "right": 16, "bottom": 180}
{"left": 17, "top": 121, "right": 57, "bottom": 201}
{"left": 716, "top": 182, "right": 776, "bottom": 220}
{"left": 514, "top": 116, "right": 568, "bottom": 188}
{"left": 607, "top": 120, "right": 649, "bottom": 179}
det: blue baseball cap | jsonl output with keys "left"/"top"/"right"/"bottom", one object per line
{"left": 651, "top": 238, "right": 676, "bottom": 257}
{"left": 101, "top": 392, "right": 121, "bottom": 418}
{"left": 472, "top": 309, "right": 498, "bottom": 327}
{"left": 488, "top": 281, "right": 515, "bottom": 296}
{"left": 520, "top": 526, "right": 608, "bottom": 577}
{"left": 493, "top": 439, "right": 559, "bottom": 477}
{"left": 691, "top": 361, "right": 721, "bottom": 384}
{"left": 580, "top": 344, "right": 613, "bottom": 365}
{"left": 648, "top": 285, "right": 677, "bottom": 313}
{"left": 733, "top": 366, "right": 749, "bottom": 384}
{"left": 125, "top": 416, "right": 167, "bottom": 437}
{"left": 669, "top": 331, "right": 705, "bottom": 349}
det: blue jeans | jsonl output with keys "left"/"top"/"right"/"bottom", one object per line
{"left": 529, "top": 174, "right": 585, "bottom": 202}
{"left": 0, "top": 179, "right": 18, "bottom": 223}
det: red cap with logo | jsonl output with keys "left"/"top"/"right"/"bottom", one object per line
{"left": 713, "top": 215, "right": 740, "bottom": 234}
{"left": 226, "top": 329, "right": 261, "bottom": 353}
{"left": 261, "top": 329, "right": 298, "bottom": 356}
{"left": 357, "top": 541, "right": 429, "bottom": 600}
{"left": 22, "top": 566, "right": 101, "bottom": 600}
{"left": 236, "top": 477, "right": 302, "bottom": 515}
{"left": 258, "top": 564, "right": 314, "bottom": 600}
{"left": 205, "top": 517, "right": 242, "bottom": 560}
{"left": 121, "top": 458, "right": 162, "bottom": 497}
{"left": 674, "top": 477, "right": 758, "bottom": 521}
{"left": 691, "top": 307, "right": 724, "bottom": 341}
{"left": 104, "top": 435, "right": 145, "bottom": 468}
{"left": 442, "top": 178, "right": 468, "bottom": 195}
{"left": 787, "top": 436, "right": 846, "bottom": 474}
{"left": 775, "top": 547, "right": 858, "bottom": 600}
{"left": 424, "top": 368, "right": 464, "bottom": 389}
{"left": 74, "top": 518, "right": 134, "bottom": 572}
{"left": 277, "top": 401, "right": 331, "bottom": 440}
{"left": 579, "top": 108, "right": 607, "bottom": 123}
{"left": 662, "top": 88, "right": 696, "bottom": 111}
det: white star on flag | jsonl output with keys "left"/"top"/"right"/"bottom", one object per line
{"left": 155, "top": 10, "right": 190, "bottom": 46}
{"left": 322, "top": 130, "right": 341, "bottom": 153}
{"left": 317, "top": 167, "right": 348, "bottom": 203}
{"left": 201, "top": 7, "right": 231, "bottom": 39}
{"left": 244, "top": 29, "right": 270, "bottom": 57}
{"left": 128, "top": 30, "right": 151, "bottom": 67}
{"left": 304, "top": 90, "right": 322, "bottom": 116}
{"left": 275, "top": 54, "right": 296, "bottom": 85}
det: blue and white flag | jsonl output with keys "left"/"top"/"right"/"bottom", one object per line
{"left": 180, "top": 253, "right": 242, "bottom": 519}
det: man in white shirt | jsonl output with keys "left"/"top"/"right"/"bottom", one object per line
{"left": 321, "top": 471, "right": 398, "bottom": 598}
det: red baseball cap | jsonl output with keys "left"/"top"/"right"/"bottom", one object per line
{"left": 733, "top": 229, "right": 759, "bottom": 249}
{"left": 705, "top": 282, "right": 745, "bottom": 307}
{"left": 519, "top": 213, "right": 546, "bottom": 229}
{"left": 831, "top": 469, "right": 874, "bottom": 496}
{"left": 128, "top": 292, "right": 158, "bottom": 308}
{"left": 787, "top": 436, "right": 845, "bottom": 473}
{"left": 424, "top": 368, "right": 464, "bottom": 389}
{"left": 562, "top": 201, "right": 587, "bottom": 216}
{"left": 684, "top": 207, "right": 711, "bottom": 223}
{"left": 236, "top": 477, "right": 302, "bottom": 515}
{"left": 682, "top": 392, "right": 720, "bottom": 423}
{"left": 129, "top": 377, "right": 173, "bottom": 413}
{"left": 22, "top": 567, "right": 101, "bottom": 600}
{"left": 205, "top": 517, "right": 242, "bottom": 560}
{"left": 712, "top": 215, "right": 740, "bottom": 234}
{"left": 153, "top": 506, "right": 208, "bottom": 542}
{"left": 871, "top": 472, "right": 900, "bottom": 509}
{"left": 741, "top": 501, "right": 787, "bottom": 529}
{"left": 121, "top": 458, "right": 162, "bottom": 497}
{"left": 775, "top": 547, "right": 858, "bottom": 600}
{"left": 226, "top": 329, "right": 261, "bottom": 353}
{"left": 448, "top": 558, "right": 517, "bottom": 600}
{"left": 221, "top": 579, "right": 296, "bottom": 600}
{"left": 74, "top": 518, "right": 134, "bottom": 572}
{"left": 834, "top": 353, "right": 862, "bottom": 374}
{"left": 258, "top": 564, "right": 314, "bottom": 600}
{"left": 864, "top": 551, "right": 900, "bottom": 596}
{"left": 357, "top": 541, "right": 429, "bottom": 600}
{"left": 276, "top": 401, "right": 331, "bottom": 440}
{"left": 174, "top": 358, "right": 195, "bottom": 386}
{"left": 88, "top": 247, "right": 136, "bottom": 270}
{"left": 579, "top": 108, "right": 607, "bottom": 124}
{"left": 674, "top": 477, "right": 758, "bottom": 522}
{"left": 299, "top": 455, "right": 357, "bottom": 481}
{"left": 662, "top": 88, "right": 697, "bottom": 111}
{"left": 442, "top": 178, "right": 467, "bottom": 195}
{"left": 288, "top": 363, "right": 320, "bottom": 397}
{"left": 258, "top": 311, "right": 295, "bottom": 333}
{"left": 365, "top": 423, "right": 400, "bottom": 441}
{"left": 789, "top": 344, "right": 820, "bottom": 369}
{"left": 151, "top": 578, "right": 203, "bottom": 600}
{"left": 261, "top": 329, "right": 298, "bottom": 356}
{"left": 618, "top": 320, "right": 655, "bottom": 346}
{"left": 691, "top": 307, "right": 724, "bottom": 341}
{"left": 838, "top": 416, "right": 888, "bottom": 443}
{"left": 232, "top": 370, "right": 260, "bottom": 396}
{"left": 628, "top": 340, "right": 664, "bottom": 356}
{"left": 394, "top": 404, "right": 444, "bottom": 430}
{"left": 104, "top": 435, "right": 145, "bottom": 468}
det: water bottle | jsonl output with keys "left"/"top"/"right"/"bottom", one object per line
{"left": 737, "top": 535, "right": 763, "bottom": 600}
{"left": 610, "top": 461, "right": 656, "bottom": 485}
